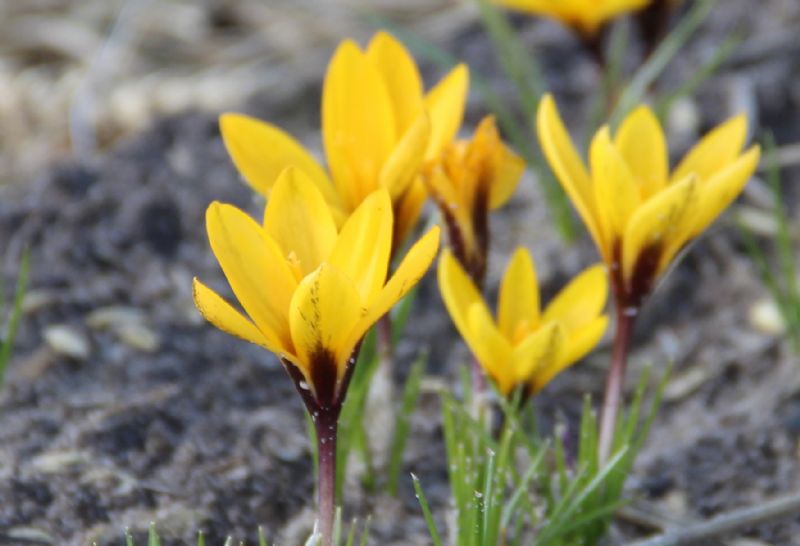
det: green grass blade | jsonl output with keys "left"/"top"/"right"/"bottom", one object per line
{"left": 655, "top": 32, "right": 740, "bottom": 120}
{"left": 412, "top": 473, "right": 443, "bottom": 546}
{"left": 474, "top": 0, "right": 544, "bottom": 118}
{"left": 387, "top": 350, "right": 427, "bottom": 494}
{"left": 0, "top": 248, "right": 29, "bottom": 386}
{"left": 610, "top": 0, "right": 716, "bottom": 127}
{"left": 148, "top": 523, "right": 161, "bottom": 546}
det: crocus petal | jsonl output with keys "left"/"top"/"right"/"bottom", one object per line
{"left": 424, "top": 63, "right": 469, "bottom": 160}
{"left": 689, "top": 145, "right": 761, "bottom": 238}
{"left": 192, "top": 277, "right": 278, "bottom": 351}
{"left": 349, "top": 226, "right": 441, "bottom": 350}
{"left": 537, "top": 95, "right": 606, "bottom": 256}
{"left": 289, "top": 263, "right": 364, "bottom": 392}
{"left": 394, "top": 177, "right": 430, "bottom": 250}
{"left": 497, "top": 247, "right": 539, "bottom": 342}
{"left": 526, "top": 325, "right": 572, "bottom": 394}
{"left": 329, "top": 189, "right": 393, "bottom": 303}
{"left": 488, "top": 143, "right": 526, "bottom": 210}
{"left": 542, "top": 264, "right": 608, "bottom": 335}
{"left": 378, "top": 113, "right": 430, "bottom": 200}
{"left": 366, "top": 31, "right": 424, "bottom": 137}
{"left": 437, "top": 247, "right": 486, "bottom": 344}
{"left": 622, "top": 174, "right": 697, "bottom": 284}
{"left": 219, "top": 113, "right": 338, "bottom": 204}
{"left": 660, "top": 146, "right": 760, "bottom": 272}
{"left": 559, "top": 315, "right": 608, "bottom": 368}
{"left": 467, "top": 303, "right": 515, "bottom": 395}
{"left": 206, "top": 202, "right": 296, "bottom": 349}
{"left": 513, "top": 321, "right": 564, "bottom": 389}
{"left": 613, "top": 106, "right": 668, "bottom": 198}
{"left": 591, "top": 126, "right": 640, "bottom": 242}
{"left": 323, "top": 40, "right": 396, "bottom": 210}
{"left": 671, "top": 114, "right": 748, "bottom": 183}
{"left": 263, "top": 167, "right": 338, "bottom": 278}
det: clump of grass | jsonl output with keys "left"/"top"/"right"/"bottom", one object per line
{"left": 741, "top": 136, "right": 800, "bottom": 351}
{"left": 414, "top": 367, "right": 668, "bottom": 546}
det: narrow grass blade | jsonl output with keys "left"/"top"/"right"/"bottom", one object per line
{"left": 610, "top": 0, "right": 716, "bottom": 127}
{"left": 387, "top": 350, "right": 427, "bottom": 494}
{"left": 412, "top": 473, "right": 443, "bottom": 546}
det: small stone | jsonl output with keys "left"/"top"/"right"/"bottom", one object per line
{"left": 749, "top": 298, "right": 786, "bottom": 335}
{"left": 30, "top": 450, "right": 90, "bottom": 473}
{"left": 116, "top": 322, "right": 160, "bottom": 353}
{"left": 5, "top": 527, "right": 55, "bottom": 544}
{"left": 43, "top": 324, "right": 90, "bottom": 360}
{"left": 86, "top": 306, "right": 145, "bottom": 329}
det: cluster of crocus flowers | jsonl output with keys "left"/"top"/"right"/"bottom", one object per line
{"left": 193, "top": 168, "right": 440, "bottom": 544}
{"left": 425, "top": 116, "right": 525, "bottom": 286}
{"left": 439, "top": 247, "right": 608, "bottom": 397}
{"left": 537, "top": 93, "right": 761, "bottom": 458}
{"left": 220, "top": 31, "right": 468, "bottom": 252}
{"left": 492, "top": 0, "right": 652, "bottom": 38}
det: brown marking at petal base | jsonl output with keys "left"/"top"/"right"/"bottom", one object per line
{"left": 628, "top": 242, "right": 663, "bottom": 309}
{"left": 469, "top": 181, "right": 490, "bottom": 287}
{"left": 309, "top": 345, "right": 339, "bottom": 409}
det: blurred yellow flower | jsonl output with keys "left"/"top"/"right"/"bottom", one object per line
{"left": 537, "top": 95, "right": 761, "bottom": 308}
{"left": 493, "top": 0, "right": 652, "bottom": 36}
{"left": 219, "top": 31, "right": 468, "bottom": 250}
{"left": 193, "top": 168, "right": 440, "bottom": 407}
{"left": 439, "top": 247, "right": 608, "bottom": 396}
{"left": 425, "top": 116, "right": 525, "bottom": 285}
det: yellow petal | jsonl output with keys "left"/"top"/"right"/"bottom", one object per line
{"left": 289, "top": 263, "right": 363, "bottom": 398}
{"left": 671, "top": 114, "right": 748, "bottom": 183}
{"left": 348, "top": 226, "right": 441, "bottom": 351}
{"left": 489, "top": 143, "right": 526, "bottom": 210}
{"left": 542, "top": 264, "right": 608, "bottom": 335}
{"left": 263, "top": 167, "right": 338, "bottom": 278}
{"left": 613, "top": 106, "right": 668, "bottom": 198}
{"left": 559, "top": 315, "right": 608, "bottom": 369}
{"left": 219, "top": 113, "right": 339, "bottom": 205}
{"left": 622, "top": 174, "right": 698, "bottom": 284}
{"left": 192, "top": 277, "right": 276, "bottom": 350}
{"left": 365, "top": 31, "right": 424, "bottom": 136}
{"left": 660, "top": 146, "right": 761, "bottom": 272}
{"left": 206, "top": 202, "right": 296, "bottom": 349}
{"left": 437, "top": 247, "right": 485, "bottom": 345}
{"left": 690, "top": 145, "right": 761, "bottom": 238}
{"left": 378, "top": 113, "right": 430, "bottom": 200}
{"left": 513, "top": 322, "right": 565, "bottom": 389}
{"left": 322, "top": 40, "right": 396, "bottom": 210}
{"left": 525, "top": 326, "right": 574, "bottom": 394}
{"left": 591, "top": 126, "right": 640, "bottom": 242}
{"left": 537, "top": 95, "right": 606, "bottom": 257}
{"left": 394, "top": 177, "right": 429, "bottom": 251}
{"left": 497, "top": 247, "right": 539, "bottom": 342}
{"left": 467, "top": 303, "right": 515, "bottom": 395}
{"left": 424, "top": 63, "right": 469, "bottom": 160}
{"left": 329, "top": 189, "right": 393, "bottom": 303}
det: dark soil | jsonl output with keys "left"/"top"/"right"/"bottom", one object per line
{"left": 2, "top": 2, "right": 800, "bottom": 545}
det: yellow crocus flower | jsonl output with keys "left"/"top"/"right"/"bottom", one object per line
{"left": 193, "top": 167, "right": 440, "bottom": 407}
{"left": 537, "top": 95, "right": 761, "bottom": 309}
{"left": 426, "top": 116, "right": 525, "bottom": 285}
{"left": 493, "top": 0, "right": 651, "bottom": 37}
{"left": 219, "top": 31, "right": 468, "bottom": 250}
{"left": 438, "top": 247, "right": 608, "bottom": 396}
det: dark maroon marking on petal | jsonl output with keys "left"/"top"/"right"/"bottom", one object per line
{"left": 628, "top": 242, "right": 663, "bottom": 309}
{"left": 282, "top": 358, "right": 319, "bottom": 413}
{"left": 469, "top": 181, "right": 490, "bottom": 287}
{"left": 309, "top": 345, "right": 339, "bottom": 410}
